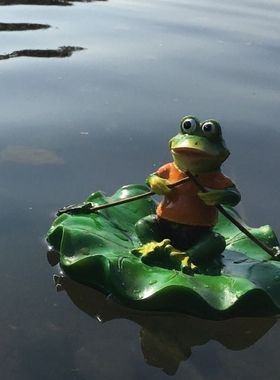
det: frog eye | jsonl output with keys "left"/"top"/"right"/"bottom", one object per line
{"left": 202, "top": 122, "right": 216, "bottom": 134}
{"left": 181, "top": 118, "right": 197, "bottom": 134}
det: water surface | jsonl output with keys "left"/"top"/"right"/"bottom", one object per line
{"left": 1, "top": 1, "right": 280, "bottom": 379}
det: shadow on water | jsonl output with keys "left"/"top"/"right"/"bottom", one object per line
{"left": 0, "top": 22, "right": 51, "bottom": 31}
{"left": 0, "top": 46, "right": 85, "bottom": 60}
{"left": 51, "top": 270, "right": 277, "bottom": 376}
{"left": 0, "top": 0, "right": 108, "bottom": 60}
{"left": 0, "top": 0, "right": 107, "bottom": 5}
{"left": 0, "top": 20, "right": 85, "bottom": 61}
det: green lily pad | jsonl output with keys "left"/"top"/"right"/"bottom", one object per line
{"left": 47, "top": 184, "right": 280, "bottom": 319}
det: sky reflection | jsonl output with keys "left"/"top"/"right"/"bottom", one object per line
{"left": 0, "top": 0, "right": 279, "bottom": 131}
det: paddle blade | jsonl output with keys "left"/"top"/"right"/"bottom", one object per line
{"left": 57, "top": 203, "right": 93, "bottom": 216}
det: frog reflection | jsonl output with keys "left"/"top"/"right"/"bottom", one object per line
{"left": 52, "top": 274, "right": 277, "bottom": 376}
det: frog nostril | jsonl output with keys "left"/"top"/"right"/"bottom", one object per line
{"left": 195, "top": 142, "right": 198, "bottom": 146}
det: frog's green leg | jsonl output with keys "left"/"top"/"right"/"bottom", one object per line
{"left": 134, "top": 214, "right": 163, "bottom": 244}
{"left": 132, "top": 215, "right": 172, "bottom": 264}
{"left": 169, "top": 232, "right": 225, "bottom": 275}
{"left": 187, "top": 231, "right": 226, "bottom": 265}
{"left": 188, "top": 232, "right": 225, "bottom": 275}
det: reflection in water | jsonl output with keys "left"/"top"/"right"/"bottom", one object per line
{"left": 0, "top": 46, "right": 85, "bottom": 60}
{"left": 0, "top": 0, "right": 107, "bottom": 5}
{"left": 0, "top": 22, "right": 50, "bottom": 31}
{"left": 52, "top": 272, "right": 277, "bottom": 376}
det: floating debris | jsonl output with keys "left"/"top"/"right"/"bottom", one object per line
{"left": 0, "top": 145, "right": 65, "bottom": 165}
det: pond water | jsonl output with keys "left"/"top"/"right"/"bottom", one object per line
{"left": 1, "top": 0, "right": 280, "bottom": 378}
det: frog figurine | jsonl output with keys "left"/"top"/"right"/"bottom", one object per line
{"left": 132, "top": 115, "right": 241, "bottom": 274}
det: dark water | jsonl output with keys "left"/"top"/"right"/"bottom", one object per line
{"left": 1, "top": 0, "right": 280, "bottom": 378}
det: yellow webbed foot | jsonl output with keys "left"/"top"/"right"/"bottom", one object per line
{"left": 169, "top": 250, "right": 199, "bottom": 274}
{"left": 180, "top": 256, "right": 198, "bottom": 274}
{"left": 132, "top": 239, "right": 171, "bottom": 258}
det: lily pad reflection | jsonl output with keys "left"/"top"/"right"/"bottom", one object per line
{"left": 53, "top": 274, "right": 278, "bottom": 376}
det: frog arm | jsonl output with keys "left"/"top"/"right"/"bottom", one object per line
{"left": 198, "top": 185, "right": 241, "bottom": 207}
{"left": 146, "top": 173, "right": 172, "bottom": 195}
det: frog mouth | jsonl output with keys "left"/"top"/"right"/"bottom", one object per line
{"left": 172, "top": 147, "right": 214, "bottom": 160}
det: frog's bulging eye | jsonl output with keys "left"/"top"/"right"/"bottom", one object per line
{"left": 181, "top": 118, "right": 196, "bottom": 133}
{"left": 202, "top": 122, "right": 216, "bottom": 134}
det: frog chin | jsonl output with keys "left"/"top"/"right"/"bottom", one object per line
{"left": 172, "top": 155, "right": 219, "bottom": 174}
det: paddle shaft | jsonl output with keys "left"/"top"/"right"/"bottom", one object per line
{"left": 60, "top": 170, "right": 278, "bottom": 259}
{"left": 88, "top": 176, "right": 190, "bottom": 212}
{"left": 185, "top": 170, "right": 277, "bottom": 258}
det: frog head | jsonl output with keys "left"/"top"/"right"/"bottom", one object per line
{"left": 169, "top": 115, "right": 230, "bottom": 174}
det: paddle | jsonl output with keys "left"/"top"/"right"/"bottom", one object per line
{"left": 185, "top": 169, "right": 280, "bottom": 260}
{"left": 57, "top": 171, "right": 279, "bottom": 260}
{"left": 56, "top": 176, "right": 191, "bottom": 216}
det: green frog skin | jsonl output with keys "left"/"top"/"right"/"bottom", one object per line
{"left": 133, "top": 115, "right": 241, "bottom": 274}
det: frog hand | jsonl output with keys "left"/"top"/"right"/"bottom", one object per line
{"left": 198, "top": 189, "right": 226, "bottom": 206}
{"left": 148, "top": 176, "right": 172, "bottom": 195}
